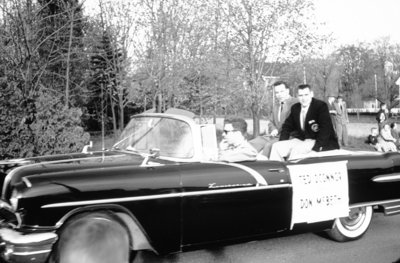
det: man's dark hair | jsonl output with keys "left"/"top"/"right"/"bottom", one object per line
{"left": 272, "top": 81, "right": 290, "bottom": 89}
{"left": 224, "top": 117, "right": 248, "bottom": 136}
{"left": 298, "top": 84, "right": 311, "bottom": 91}
{"left": 390, "top": 122, "right": 396, "bottom": 129}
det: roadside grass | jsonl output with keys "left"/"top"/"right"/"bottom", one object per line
{"left": 89, "top": 133, "right": 115, "bottom": 151}
{"left": 342, "top": 136, "right": 373, "bottom": 151}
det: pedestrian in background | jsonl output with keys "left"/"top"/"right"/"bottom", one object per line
{"left": 379, "top": 123, "right": 398, "bottom": 152}
{"left": 376, "top": 103, "right": 389, "bottom": 131}
{"left": 390, "top": 122, "right": 400, "bottom": 149}
{"left": 366, "top": 127, "right": 384, "bottom": 152}
{"left": 335, "top": 95, "right": 349, "bottom": 147}
{"left": 327, "top": 94, "right": 338, "bottom": 134}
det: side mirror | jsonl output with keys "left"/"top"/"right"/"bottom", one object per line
{"left": 141, "top": 148, "right": 160, "bottom": 166}
{"left": 82, "top": 141, "right": 93, "bottom": 153}
{"left": 149, "top": 148, "right": 160, "bottom": 158}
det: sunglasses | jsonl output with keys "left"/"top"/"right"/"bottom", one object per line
{"left": 223, "top": 129, "right": 238, "bottom": 134}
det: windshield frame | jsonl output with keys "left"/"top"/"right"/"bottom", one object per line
{"left": 113, "top": 113, "right": 203, "bottom": 162}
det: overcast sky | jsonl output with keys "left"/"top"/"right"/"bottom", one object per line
{"left": 84, "top": 0, "right": 400, "bottom": 46}
{"left": 314, "top": 0, "right": 400, "bottom": 45}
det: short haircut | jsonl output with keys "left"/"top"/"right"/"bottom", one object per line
{"left": 390, "top": 122, "right": 397, "bottom": 129}
{"left": 224, "top": 117, "right": 248, "bottom": 136}
{"left": 272, "top": 81, "right": 289, "bottom": 89}
{"left": 298, "top": 84, "right": 311, "bottom": 91}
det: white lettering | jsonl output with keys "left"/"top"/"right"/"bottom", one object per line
{"left": 288, "top": 161, "right": 349, "bottom": 228}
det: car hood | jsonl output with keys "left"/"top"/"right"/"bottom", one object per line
{"left": 0, "top": 150, "right": 174, "bottom": 199}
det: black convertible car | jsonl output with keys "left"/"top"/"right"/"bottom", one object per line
{"left": 0, "top": 109, "right": 400, "bottom": 262}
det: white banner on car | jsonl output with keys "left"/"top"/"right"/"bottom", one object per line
{"left": 288, "top": 161, "right": 349, "bottom": 229}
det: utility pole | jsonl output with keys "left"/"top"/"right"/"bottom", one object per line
{"left": 303, "top": 66, "right": 307, "bottom": 84}
{"left": 375, "top": 74, "right": 378, "bottom": 108}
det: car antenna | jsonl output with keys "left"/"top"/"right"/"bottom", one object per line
{"left": 101, "top": 82, "right": 105, "bottom": 155}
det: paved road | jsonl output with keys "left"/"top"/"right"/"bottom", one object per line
{"left": 133, "top": 213, "right": 400, "bottom": 263}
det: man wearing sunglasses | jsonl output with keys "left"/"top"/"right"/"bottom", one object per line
{"left": 218, "top": 117, "right": 258, "bottom": 162}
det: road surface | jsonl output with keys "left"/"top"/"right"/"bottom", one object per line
{"left": 133, "top": 213, "right": 400, "bottom": 263}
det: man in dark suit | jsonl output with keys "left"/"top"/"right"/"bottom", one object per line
{"left": 270, "top": 84, "right": 339, "bottom": 161}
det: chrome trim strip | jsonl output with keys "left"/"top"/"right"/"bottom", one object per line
{"left": 203, "top": 161, "right": 268, "bottom": 186}
{"left": 22, "top": 177, "right": 32, "bottom": 188}
{"left": 13, "top": 249, "right": 51, "bottom": 256}
{"left": 349, "top": 198, "right": 400, "bottom": 208}
{"left": 372, "top": 174, "right": 400, "bottom": 183}
{"left": 384, "top": 204, "right": 400, "bottom": 209}
{"left": 42, "top": 184, "right": 290, "bottom": 208}
{"left": 0, "top": 228, "right": 57, "bottom": 245}
{"left": 385, "top": 210, "right": 400, "bottom": 215}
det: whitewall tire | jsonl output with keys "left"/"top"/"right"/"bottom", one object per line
{"left": 327, "top": 206, "right": 373, "bottom": 242}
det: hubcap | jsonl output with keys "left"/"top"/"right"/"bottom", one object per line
{"left": 340, "top": 207, "right": 366, "bottom": 230}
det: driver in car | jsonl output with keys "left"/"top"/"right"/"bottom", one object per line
{"left": 218, "top": 117, "right": 258, "bottom": 162}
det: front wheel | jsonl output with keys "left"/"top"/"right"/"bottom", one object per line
{"left": 48, "top": 211, "right": 132, "bottom": 263}
{"left": 327, "top": 206, "right": 373, "bottom": 242}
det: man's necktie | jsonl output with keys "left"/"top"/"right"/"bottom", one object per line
{"left": 300, "top": 108, "right": 306, "bottom": 130}
{"left": 278, "top": 102, "right": 283, "bottom": 122}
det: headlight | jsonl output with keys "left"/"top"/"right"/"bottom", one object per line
{"left": 9, "top": 198, "right": 18, "bottom": 212}
{"left": 9, "top": 189, "right": 22, "bottom": 212}
{"left": 0, "top": 199, "right": 20, "bottom": 227}
{"left": 0, "top": 200, "right": 12, "bottom": 210}
{"left": 0, "top": 190, "right": 22, "bottom": 227}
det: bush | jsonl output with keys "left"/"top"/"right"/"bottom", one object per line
{"left": 31, "top": 91, "right": 90, "bottom": 156}
{"left": 0, "top": 83, "right": 35, "bottom": 158}
{"left": 0, "top": 87, "right": 90, "bottom": 159}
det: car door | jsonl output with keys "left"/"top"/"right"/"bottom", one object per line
{"left": 180, "top": 161, "right": 292, "bottom": 247}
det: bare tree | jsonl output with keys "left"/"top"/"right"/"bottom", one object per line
{"left": 0, "top": 0, "right": 89, "bottom": 158}
{"left": 212, "top": 0, "right": 322, "bottom": 136}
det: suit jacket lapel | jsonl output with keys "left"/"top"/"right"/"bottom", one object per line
{"left": 304, "top": 99, "right": 316, "bottom": 129}
{"left": 293, "top": 103, "right": 302, "bottom": 129}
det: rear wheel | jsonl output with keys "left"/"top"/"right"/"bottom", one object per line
{"left": 327, "top": 206, "right": 373, "bottom": 242}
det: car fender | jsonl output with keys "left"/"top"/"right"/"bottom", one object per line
{"left": 55, "top": 204, "right": 155, "bottom": 253}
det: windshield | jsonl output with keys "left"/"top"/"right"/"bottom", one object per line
{"left": 113, "top": 116, "right": 194, "bottom": 159}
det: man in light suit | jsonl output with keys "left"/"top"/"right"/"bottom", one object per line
{"left": 335, "top": 95, "right": 349, "bottom": 146}
{"left": 268, "top": 81, "right": 299, "bottom": 138}
{"left": 249, "top": 81, "right": 298, "bottom": 157}
{"left": 270, "top": 84, "right": 339, "bottom": 161}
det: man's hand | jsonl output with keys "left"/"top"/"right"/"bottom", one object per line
{"left": 219, "top": 139, "right": 230, "bottom": 151}
{"left": 270, "top": 129, "right": 278, "bottom": 137}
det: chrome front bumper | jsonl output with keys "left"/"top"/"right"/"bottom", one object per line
{"left": 0, "top": 228, "right": 58, "bottom": 263}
